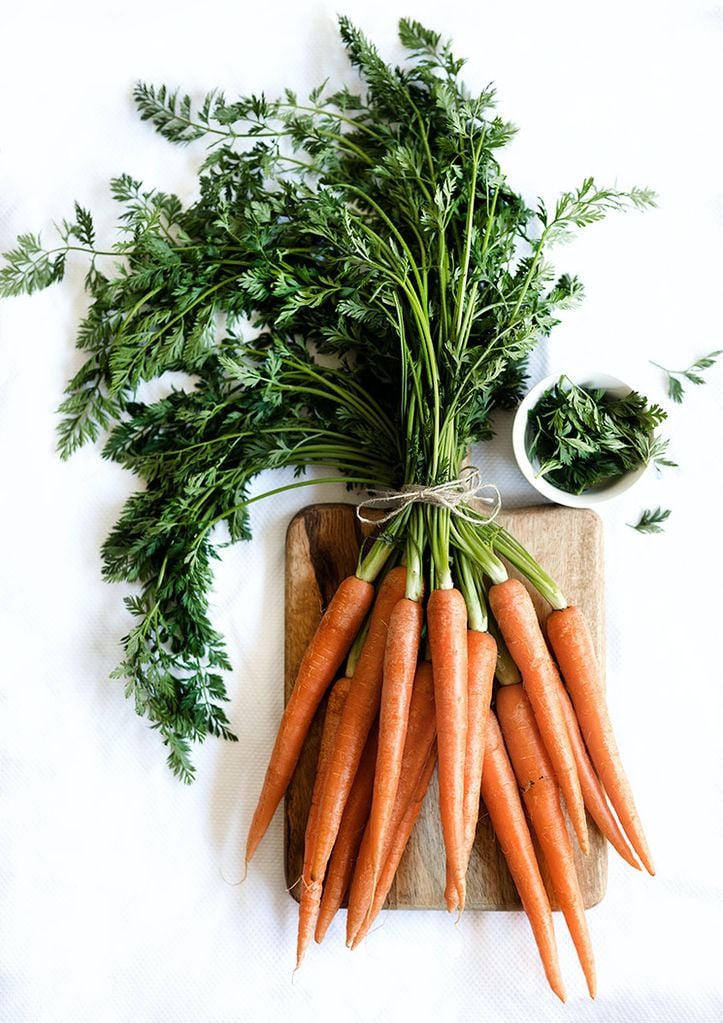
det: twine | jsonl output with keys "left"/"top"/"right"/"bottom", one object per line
{"left": 355, "top": 465, "right": 501, "bottom": 525}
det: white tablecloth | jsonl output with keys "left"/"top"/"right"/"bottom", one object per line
{"left": 1, "top": 2, "right": 722, "bottom": 1020}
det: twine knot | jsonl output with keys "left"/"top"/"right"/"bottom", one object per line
{"left": 355, "top": 466, "right": 501, "bottom": 525}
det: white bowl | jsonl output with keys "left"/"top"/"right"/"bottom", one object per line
{"left": 511, "top": 370, "right": 651, "bottom": 508}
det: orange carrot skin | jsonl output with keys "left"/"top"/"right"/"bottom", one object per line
{"left": 346, "top": 661, "right": 436, "bottom": 947}
{"left": 365, "top": 597, "right": 424, "bottom": 894}
{"left": 351, "top": 743, "right": 438, "bottom": 949}
{"left": 314, "top": 726, "right": 378, "bottom": 944}
{"left": 461, "top": 629, "right": 497, "bottom": 860}
{"left": 296, "top": 675, "right": 350, "bottom": 968}
{"left": 547, "top": 605, "right": 655, "bottom": 876}
{"left": 427, "top": 587, "right": 469, "bottom": 913}
{"left": 497, "top": 683, "right": 597, "bottom": 999}
{"left": 481, "top": 711, "right": 566, "bottom": 1003}
{"left": 555, "top": 675, "right": 641, "bottom": 871}
{"left": 489, "top": 579, "right": 589, "bottom": 856}
{"left": 310, "top": 566, "right": 408, "bottom": 884}
{"left": 246, "top": 573, "right": 374, "bottom": 864}
{"left": 444, "top": 628, "right": 497, "bottom": 909}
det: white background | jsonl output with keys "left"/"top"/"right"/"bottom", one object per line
{"left": 1, "top": 1, "right": 722, "bottom": 1020}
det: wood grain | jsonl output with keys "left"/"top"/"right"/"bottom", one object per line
{"left": 283, "top": 503, "right": 607, "bottom": 911}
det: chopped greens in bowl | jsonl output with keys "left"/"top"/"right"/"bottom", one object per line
{"left": 513, "top": 372, "right": 671, "bottom": 504}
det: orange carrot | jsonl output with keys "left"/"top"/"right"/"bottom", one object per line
{"left": 426, "top": 586, "right": 469, "bottom": 913}
{"left": 364, "top": 596, "right": 424, "bottom": 903}
{"left": 555, "top": 675, "right": 641, "bottom": 871}
{"left": 444, "top": 627, "right": 497, "bottom": 908}
{"left": 310, "top": 566, "right": 408, "bottom": 884}
{"left": 346, "top": 660, "right": 436, "bottom": 947}
{"left": 295, "top": 675, "right": 350, "bottom": 969}
{"left": 461, "top": 629, "right": 497, "bottom": 862}
{"left": 546, "top": 605, "right": 654, "bottom": 875}
{"left": 488, "top": 579, "right": 589, "bottom": 855}
{"left": 350, "top": 742, "right": 438, "bottom": 949}
{"left": 246, "top": 573, "right": 374, "bottom": 865}
{"left": 481, "top": 710, "right": 566, "bottom": 1003}
{"left": 314, "top": 726, "right": 378, "bottom": 945}
{"left": 496, "top": 683, "right": 597, "bottom": 999}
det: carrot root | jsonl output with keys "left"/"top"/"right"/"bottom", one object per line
{"left": 309, "top": 566, "right": 408, "bottom": 884}
{"left": 481, "top": 710, "right": 566, "bottom": 1003}
{"left": 547, "top": 605, "right": 655, "bottom": 876}
{"left": 296, "top": 675, "right": 350, "bottom": 968}
{"left": 246, "top": 573, "right": 374, "bottom": 865}
{"left": 427, "top": 587, "right": 469, "bottom": 913}
{"left": 497, "top": 683, "right": 597, "bottom": 999}
{"left": 489, "top": 579, "right": 589, "bottom": 856}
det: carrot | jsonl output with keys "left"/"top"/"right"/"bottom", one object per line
{"left": 246, "top": 573, "right": 374, "bottom": 865}
{"left": 426, "top": 586, "right": 469, "bottom": 913}
{"left": 546, "top": 605, "right": 655, "bottom": 875}
{"left": 461, "top": 629, "right": 497, "bottom": 863}
{"left": 488, "top": 579, "right": 589, "bottom": 855}
{"left": 364, "top": 596, "right": 424, "bottom": 904}
{"left": 443, "top": 627, "right": 497, "bottom": 908}
{"left": 555, "top": 675, "right": 641, "bottom": 871}
{"left": 481, "top": 710, "right": 566, "bottom": 1003}
{"left": 309, "top": 566, "right": 408, "bottom": 884}
{"left": 350, "top": 741, "right": 438, "bottom": 949}
{"left": 295, "top": 674, "right": 350, "bottom": 969}
{"left": 314, "top": 725, "right": 379, "bottom": 945}
{"left": 346, "top": 660, "right": 436, "bottom": 947}
{"left": 496, "top": 682, "right": 597, "bottom": 999}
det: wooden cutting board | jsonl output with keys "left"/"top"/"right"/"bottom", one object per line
{"left": 283, "top": 502, "right": 607, "bottom": 910}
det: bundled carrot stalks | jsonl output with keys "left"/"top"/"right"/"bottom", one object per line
{"left": 245, "top": 502, "right": 654, "bottom": 1000}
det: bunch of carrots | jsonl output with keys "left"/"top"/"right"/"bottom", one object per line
{"left": 245, "top": 501, "right": 655, "bottom": 1001}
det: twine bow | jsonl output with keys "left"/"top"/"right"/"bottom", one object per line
{"left": 355, "top": 466, "right": 501, "bottom": 525}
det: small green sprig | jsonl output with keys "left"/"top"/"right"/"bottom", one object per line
{"left": 651, "top": 349, "right": 722, "bottom": 403}
{"left": 629, "top": 506, "right": 671, "bottom": 534}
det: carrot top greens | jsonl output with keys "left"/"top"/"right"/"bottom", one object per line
{"left": 0, "top": 17, "right": 654, "bottom": 779}
{"left": 525, "top": 376, "right": 672, "bottom": 495}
